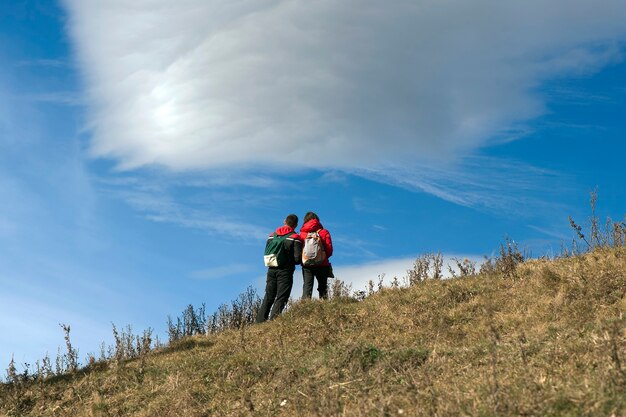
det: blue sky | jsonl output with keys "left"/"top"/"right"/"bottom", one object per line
{"left": 1, "top": 0, "right": 626, "bottom": 369}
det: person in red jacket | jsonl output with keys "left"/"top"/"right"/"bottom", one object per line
{"left": 256, "top": 214, "right": 303, "bottom": 323}
{"left": 299, "top": 211, "right": 333, "bottom": 299}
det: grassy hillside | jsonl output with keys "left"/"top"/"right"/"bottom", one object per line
{"left": 2, "top": 248, "right": 626, "bottom": 416}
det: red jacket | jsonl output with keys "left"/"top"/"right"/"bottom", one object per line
{"left": 299, "top": 219, "right": 333, "bottom": 266}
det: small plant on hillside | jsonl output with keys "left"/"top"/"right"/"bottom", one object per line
{"left": 168, "top": 304, "right": 208, "bottom": 341}
{"left": 5, "top": 356, "right": 17, "bottom": 385}
{"left": 210, "top": 287, "right": 261, "bottom": 332}
{"left": 480, "top": 237, "right": 524, "bottom": 278}
{"left": 40, "top": 353, "right": 53, "bottom": 380}
{"left": 138, "top": 328, "right": 153, "bottom": 357}
{"left": 390, "top": 276, "right": 400, "bottom": 287}
{"left": 568, "top": 189, "right": 626, "bottom": 253}
{"left": 498, "top": 237, "right": 524, "bottom": 278}
{"left": 353, "top": 289, "right": 367, "bottom": 301}
{"left": 356, "top": 344, "right": 382, "bottom": 371}
{"left": 3, "top": 356, "right": 24, "bottom": 416}
{"left": 111, "top": 324, "right": 153, "bottom": 362}
{"left": 407, "top": 252, "right": 445, "bottom": 285}
{"left": 169, "top": 286, "right": 261, "bottom": 338}
{"left": 239, "top": 286, "right": 261, "bottom": 324}
{"left": 407, "top": 254, "right": 429, "bottom": 284}
{"left": 54, "top": 346, "right": 63, "bottom": 375}
{"left": 60, "top": 324, "right": 79, "bottom": 373}
{"left": 431, "top": 252, "right": 444, "bottom": 279}
{"left": 328, "top": 278, "right": 352, "bottom": 299}
{"left": 111, "top": 323, "right": 125, "bottom": 363}
{"left": 448, "top": 257, "right": 477, "bottom": 278}
{"left": 166, "top": 316, "right": 183, "bottom": 342}
{"left": 184, "top": 304, "right": 206, "bottom": 336}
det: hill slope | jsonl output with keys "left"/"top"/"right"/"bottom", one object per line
{"left": 2, "top": 249, "right": 626, "bottom": 416}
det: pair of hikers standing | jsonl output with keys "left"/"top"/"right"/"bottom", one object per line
{"left": 256, "top": 212, "right": 333, "bottom": 323}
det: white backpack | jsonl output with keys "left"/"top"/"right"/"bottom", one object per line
{"left": 302, "top": 231, "right": 326, "bottom": 266}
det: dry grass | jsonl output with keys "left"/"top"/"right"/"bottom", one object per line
{"left": 2, "top": 247, "right": 625, "bottom": 416}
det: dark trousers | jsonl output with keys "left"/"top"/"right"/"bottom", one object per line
{"left": 302, "top": 265, "right": 332, "bottom": 299}
{"left": 256, "top": 267, "right": 294, "bottom": 323}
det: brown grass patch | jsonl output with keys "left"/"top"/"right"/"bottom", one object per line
{"left": 2, "top": 248, "right": 625, "bottom": 416}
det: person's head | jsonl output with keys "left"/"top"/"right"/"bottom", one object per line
{"left": 284, "top": 214, "right": 298, "bottom": 228}
{"left": 303, "top": 211, "right": 319, "bottom": 224}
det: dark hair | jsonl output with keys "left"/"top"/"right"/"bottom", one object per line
{"left": 285, "top": 214, "right": 298, "bottom": 228}
{"left": 303, "top": 211, "right": 319, "bottom": 224}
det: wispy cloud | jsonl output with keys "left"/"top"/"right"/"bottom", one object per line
{"left": 122, "top": 188, "right": 267, "bottom": 241}
{"left": 189, "top": 264, "right": 254, "bottom": 281}
{"left": 527, "top": 225, "right": 572, "bottom": 241}
{"left": 19, "top": 91, "right": 84, "bottom": 106}
{"left": 97, "top": 170, "right": 294, "bottom": 197}
{"left": 14, "top": 58, "right": 70, "bottom": 68}
{"left": 355, "top": 156, "right": 573, "bottom": 213}
{"left": 331, "top": 235, "right": 380, "bottom": 260}
{"left": 352, "top": 196, "right": 390, "bottom": 214}
{"left": 317, "top": 171, "right": 350, "bottom": 186}
{"left": 547, "top": 87, "right": 615, "bottom": 105}
{"left": 101, "top": 174, "right": 270, "bottom": 241}
{"left": 63, "top": 0, "right": 626, "bottom": 171}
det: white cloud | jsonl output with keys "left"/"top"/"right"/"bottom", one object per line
{"left": 311, "top": 254, "right": 484, "bottom": 297}
{"left": 64, "top": 0, "right": 626, "bottom": 171}
{"left": 333, "top": 258, "right": 417, "bottom": 293}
